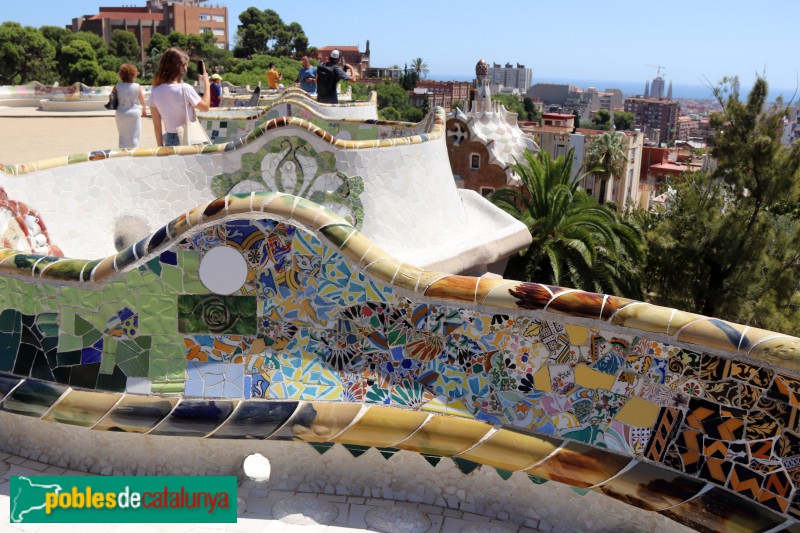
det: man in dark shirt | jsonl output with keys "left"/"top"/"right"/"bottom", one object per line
{"left": 316, "top": 50, "right": 353, "bottom": 104}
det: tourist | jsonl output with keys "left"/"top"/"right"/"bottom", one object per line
{"left": 114, "top": 64, "right": 147, "bottom": 149}
{"left": 209, "top": 73, "right": 222, "bottom": 107}
{"left": 147, "top": 47, "right": 210, "bottom": 147}
{"left": 266, "top": 63, "right": 283, "bottom": 89}
{"left": 316, "top": 50, "right": 353, "bottom": 104}
{"left": 296, "top": 56, "right": 317, "bottom": 95}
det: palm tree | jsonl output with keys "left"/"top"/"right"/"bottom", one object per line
{"left": 489, "top": 149, "right": 645, "bottom": 298}
{"left": 585, "top": 131, "right": 628, "bottom": 204}
{"left": 410, "top": 57, "right": 429, "bottom": 79}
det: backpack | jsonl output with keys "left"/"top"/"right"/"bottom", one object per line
{"left": 316, "top": 63, "right": 337, "bottom": 97}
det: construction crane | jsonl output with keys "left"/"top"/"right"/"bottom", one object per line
{"left": 647, "top": 64, "right": 666, "bottom": 78}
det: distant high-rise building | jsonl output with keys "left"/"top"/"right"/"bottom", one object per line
{"left": 624, "top": 97, "right": 680, "bottom": 144}
{"left": 488, "top": 62, "right": 532, "bottom": 92}
{"left": 667, "top": 81, "right": 673, "bottom": 100}
{"left": 644, "top": 80, "right": 650, "bottom": 98}
{"left": 650, "top": 76, "right": 666, "bottom": 99}
{"left": 69, "top": 0, "right": 229, "bottom": 59}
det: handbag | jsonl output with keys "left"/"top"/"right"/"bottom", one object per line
{"left": 104, "top": 87, "right": 118, "bottom": 110}
{"left": 176, "top": 84, "right": 211, "bottom": 145}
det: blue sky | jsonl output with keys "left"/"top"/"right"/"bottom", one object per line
{"left": 4, "top": 0, "right": 798, "bottom": 90}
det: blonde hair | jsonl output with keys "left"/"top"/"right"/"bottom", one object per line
{"left": 152, "top": 47, "right": 188, "bottom": 87}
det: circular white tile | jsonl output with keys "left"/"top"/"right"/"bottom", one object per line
{"left": 199, "top": 245, "right": 248, "bottom": 295}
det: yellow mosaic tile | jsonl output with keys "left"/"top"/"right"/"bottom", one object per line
{"left": 573, "top": 364, "right": 615, "bottom": 390}
{"left": 613, "top": 397, "right": 661, "bottom": 427}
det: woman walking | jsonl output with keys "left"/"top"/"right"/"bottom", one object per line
{"left": 148, "top": 47, "right": 210, "bottom": 147}
{"left": 114, "top": 64, "right": 147, "bottom": 149}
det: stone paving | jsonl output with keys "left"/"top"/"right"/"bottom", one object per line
{"left": 0, "top": 451, "right": 541, "bottom": 533}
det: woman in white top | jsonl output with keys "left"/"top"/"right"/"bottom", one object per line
{"left": 148, "top": 47, "right": 210, "bottom": 147}
{"left": 115, "top": 63, "right": 147, "bottom": 149}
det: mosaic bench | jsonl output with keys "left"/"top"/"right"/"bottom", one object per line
{"left": 0, "top": 192, "right": 799, "bottom": 532}
{"left": 219, "top": 87, "right": 378, "bottom": 120}
{"left": 198, "top": 93, "right": 401, "bottom": 145}
{"left": 0, "top": 108, "right": 530, "bottom": 276}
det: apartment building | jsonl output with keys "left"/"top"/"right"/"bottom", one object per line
{"left": 409, "top": 81, "right": 472, "bottom": 112}
{"left": 70, "top": 0, "right": 229, "bottom": 59}
{"left": 624, "top": 97, "right": 680, "bottom": 145}
{"left": 488, "top": 63, "right": 532, "bottom": 92}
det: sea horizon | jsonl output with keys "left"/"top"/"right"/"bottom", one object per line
{"left": 430, "top": 73, "right": 797, "bottom": 102}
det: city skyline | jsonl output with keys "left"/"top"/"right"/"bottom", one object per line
{"left": 4, "top": 0, "right": 798, "bottom": 92}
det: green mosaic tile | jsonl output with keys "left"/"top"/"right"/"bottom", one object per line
{"left": 309, "top": 442, "right": 335, "bottom": 455}
{"left": 35, "top": 313, "right": 59, "bottom": 337}
{"left": 150, "top": 380, "right": 184, "bottom": 395}
{"left": 180, "top": 248, "right": 201, "bottom": 273}
{"left": 99, "top": 347, "right": 116, "bottom": 374}
{"left": 138, "top": 297, "right": 178, "bottom": 335}
{"left": 134, "top": 336, "right": 152, "bottom": 350}
{"left": 452, "top": 458, "right": 481, "bottom": 475}
{"left": 146, "top": 257, "right": 162, "bottom": 277}
{"left": 377, "top": 447, "right": 399, "bottom": 460}
{"left": 422, "top": 454, "right": 441, "bottom": 467}
{"left": 177, "top": 295, "right": 257, "bottom": 335}
{"left": 528, "top": 474, "right": 549, "bottom": 485}
{"left": 74, "top": 315, "right": 95, "bottom": 336}
{"left": 56, "top": 350, "right": 82, "bottom": 367}
{"left": 183, "top": 279, "right": 208, "bottom": 294}
{"left": 102, "top": 282, "right": 130, "bottom": 302}
{"left": 59, "top": 311, "right": 75, "bottom": 336}
{"left": 342, "top": 444, "right": 370, "bottom": 458}
{"left": 58, "top": 333, "right": 83, "bottom": 352}
{"left": 116, "top": 340, "right": 148, "bottom": 376}
{"left": 495, "top": 468, "right": 514, "bottom": 480}
{"left": 160, "top": 265, "right": 183, "bottom": 292}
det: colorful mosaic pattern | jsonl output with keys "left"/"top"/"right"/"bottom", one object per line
{"left": 1, "top": 193, "right": 800, "bottom": 530}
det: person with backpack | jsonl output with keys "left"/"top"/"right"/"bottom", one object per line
{"left": 316, "top": 50, "right": 353, "bottom": 104}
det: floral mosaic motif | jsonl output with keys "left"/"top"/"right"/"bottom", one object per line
{"left": 210, "top": 136, "right": 364, "bottom": 227}
{"left": 177, "top": 295, "right": 257, "bottom": 335}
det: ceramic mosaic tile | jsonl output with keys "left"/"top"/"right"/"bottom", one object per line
{"left": 0, "top": 191, "right": 799, "bottom": 530}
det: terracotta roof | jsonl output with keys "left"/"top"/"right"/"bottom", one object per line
{"left": 89, "top": 12, "right": 162, "bottom": 20}
{"left": 318, "top": 46, "right": 360, "bottom": 52}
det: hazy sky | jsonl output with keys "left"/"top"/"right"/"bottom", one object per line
{"left": 4, "top": 0, "right": 798, "bottom": 89}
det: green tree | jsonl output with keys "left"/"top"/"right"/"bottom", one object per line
{"left": 644, "top": 77, "right": 800, "bottom": 331}
{"left": 491, "top": 93, "right": 526, "bottom": 119}
{"left": 233, "top": 8, "right": 307, "bottom": 59}
{"left": 410, "top": 57, "right": 429, "bottom": 79}
{"left": 110, "top": 29, "right": 140, "bottom": 62}
{"left": 489, "top": 149, "right": 644, "bottom": 297}
{"left": 594, "top": 109, "right": 611, "bottom": 126}
{"left": 585, "top": 131, "right": 627, "bottom": 203}
{"left": 145, "top": 33, "right": 169, "bottom": 57}
{"left": 58, "top": 39, "right": 99, "bottom": 84}
{"left": 374, "top": 82, "right": 409, "bottom": 110}
{"left": 523, "top": 97, "right": 541, "bottom": 122}
{"left": 0, "top": 22, "right": 55, "bottom": 84}
{"left": 613, "top": 110, "right": 634, "bottom": 131}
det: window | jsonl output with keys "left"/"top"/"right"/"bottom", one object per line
{"left": 556, "top": 144, "right": 566, "bottom": 158}
{"left": 200, "top": 27, "right": 212, "bottom": 33}
{"left": 470, "top": 154, "right": 480, "bottom": 170}
{"left": 199, "top": 14, "right": 211, "bottom": 21}
{"left": 212, "top": 15, "right": 225, "bottom": 22}
{"left": 480, "top": 187, "right": 494, "bottom": 197}
{"left": 213, "top": 28, "right": 225, "bottom": 36}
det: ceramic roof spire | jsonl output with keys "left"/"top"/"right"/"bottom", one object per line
{"left": 473, "top": 59, "right": 492, "bottom": 114}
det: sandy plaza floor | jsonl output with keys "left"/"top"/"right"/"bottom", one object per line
{"left": 0, "top": 107, "right": 159, "bottom": 165}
